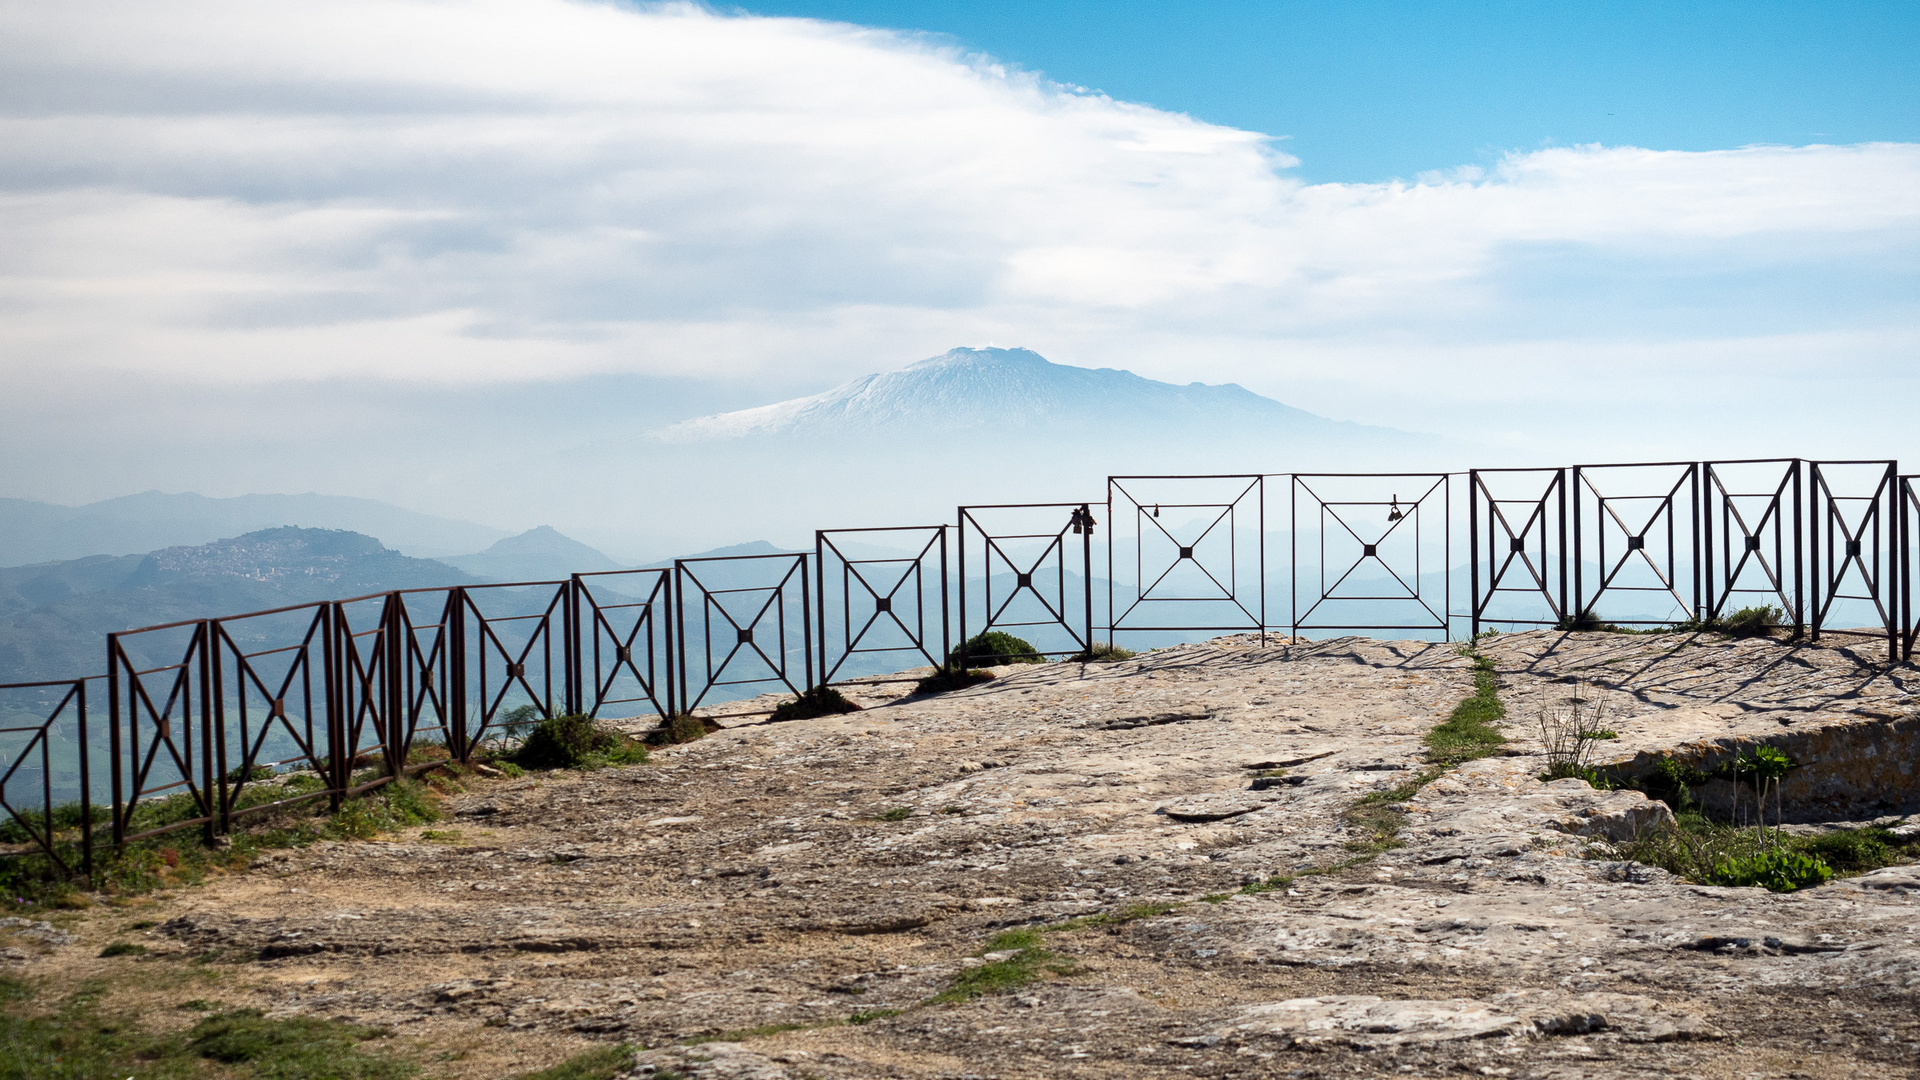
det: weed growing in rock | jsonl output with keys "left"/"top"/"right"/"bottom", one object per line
{"left": 505, "top": 1044, "right": 636, "bottom": 1080}
{"left": 1536, "top": 683, "right": 1615, "bottom": 787}
{"left": 847, "top": 1008, "right": 901, "bottom": 1025}
{"left": 948, "top": 631, "right": 1043, "bottom": 668}
{"left": 512, "top": 713, "right": 648, "bottom": 770}
{"left": 97, "top": 942, "right": 147, "bottom": 957}
{"left": 873, "top": 806, "right": 913, "bottom": 822}
{"left": 769, "top": 686, "right": 862, "bottom": 722}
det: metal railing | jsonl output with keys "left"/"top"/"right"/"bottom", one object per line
{"left": 7, "top": 454, "right": 1920, "bottom": 876}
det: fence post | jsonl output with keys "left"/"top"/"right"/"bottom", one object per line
{"left": 448, "top": 587, "right": 468, "bottom": 763}
{"left": 77, "top": 679, "right": 92, "bottom": 879}
{"left": 107, "top": 635, "right": 123, "bottom": 847}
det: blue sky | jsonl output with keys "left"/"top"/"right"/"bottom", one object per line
{"left": 0, "top": 0, "right": 1916, "bottom": 550}
{"left": 738, "top": 0, "right": 1920, "bottom": 182}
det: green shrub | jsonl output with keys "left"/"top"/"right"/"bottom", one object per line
{"left": 513, "top": 713, "right": 648, "bottom": 770}
{"left": 769, "top": 686, "right": 862, "bottom": 722}
{"left": 98, "top": 942, "right": 147, "bottom": 958}
{"left": 1554, "top": 609, "right": 1623, "bottom": 633}
{"left": 1068, "top": 643, "right": 1136, "bottom": 662}
{"left": 913, "top": 667, "right": 995, "bottom": 696}
{"left": 947, "top": 631, "right": 1043, "bottom": 668}
{"left": 646, "top": 713, "right": 711, "bottom": 746}
{"left": 1720, "top": 604, "right": 1788, "bottom": 637}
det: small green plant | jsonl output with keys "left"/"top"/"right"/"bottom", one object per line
{"left": 1068, "top": 643, "right": 1136, "bottom": 662}
{"left": 873, "top": 806, "right": 913, "bottom": 822}
{"left": 97, "top": 942, "right": 148, "bottom": 957}
{"left": 513, "top": 713, "right": 649, "bottom": 770}
{"left": 913, "top": 666, "right": 995, "bottom": 696}
{"left": 1710, "top": 847, "right": 1832, "bottom": 892}
{"left": 948, "top": 631, "right": 1043, "bottom": 668}
{"left": 505, "top": 1044, "right": 637, "bottom": 1080}
{"left": 847, "top": 1008, "right": 900, "bottom": 1025}
{"left": 769, "top": 686, "right": 863, "bottom": 722}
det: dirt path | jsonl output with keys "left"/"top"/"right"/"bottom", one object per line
{"left": 10, "top": 630, "right": 1920, "bottom": 1078}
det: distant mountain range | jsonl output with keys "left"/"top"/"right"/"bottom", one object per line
{"left": 0, "top": 527, "right": 481, "bottom": 681}
{"left": 0, "top": 491, "right": 510, "bottom": 567}
{"left": 658, "top": 346, "right": 1418, "bottom": 446}
{"left": 439, "top": 525, "right": 624, "bottom": 583}
{"left": 0, "top": 524, "right": 813, "bottom": 682}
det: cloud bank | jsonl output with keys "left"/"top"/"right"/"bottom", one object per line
{"left": 1, "top": 0, "right": 1917, "bottom": 521}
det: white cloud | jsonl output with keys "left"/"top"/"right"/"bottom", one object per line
{"left": 0, "top": 0, "right": 1916, "bottom": 442}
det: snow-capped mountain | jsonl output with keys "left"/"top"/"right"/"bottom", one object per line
{"left": 656, "top": 347, "right": 1387, "bottom": 442}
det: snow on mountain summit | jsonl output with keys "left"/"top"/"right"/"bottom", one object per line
{"left": 656, "top": 347, "right": 1333, "bottom": 442}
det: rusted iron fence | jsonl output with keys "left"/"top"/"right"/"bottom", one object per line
{"left": 4, "top": 455, "right": 1916, "bottom": 875}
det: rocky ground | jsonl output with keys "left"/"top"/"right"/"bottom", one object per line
{"left": 8, "top": 629, "right": 1920, "bottom": 1079}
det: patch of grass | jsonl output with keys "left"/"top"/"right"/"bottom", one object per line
{"left": 186, "top": 1007, "right": 415, "bottom": 1079}
{"left": 684, "top": 1022, "right": 810, "bottom": 1046}
{"left": 947, "top": 631, "right": 1043, "bottom": 668}
{"left": 1237, "top": 873, "right": 1294, "bottom": 895}
{"left": 873, "top": 806, "right": 913, "bottom": 822}
{"left": 1045, "top": 900, "right": 1182, "bottom": 933}
{"left": 1199, "top": 892, "right": 1230, "bottom": 903}
{"left": 98, "top": 942, "right": 148, "bottom": 957}
{"left": 0, "top": 981, "right": 418, "bottom": 1080}
{"left": 1425, "top": 650, "right": 1506, "bottom": 764}
{"left": 505, "top": 1044, "right": 636, "bottom": 1080}
{"left": 913, "top": 667, "right": 995, "bottom": 696}
{"left": 1798, "top": 825, "right": 1920, "bottom": 873}
{"left": 0, "top": 777, "right": 445, "bottom": 909}
{"left": 847, "top": 1008, "right": 900, "bottom": 1025}
{"left": 513, "top": 713, "right": 649, "bottom": 770}
{"left": 928, "top": 928, "right": 1071, "bottom": 1003}
{"left": 419, "top": 829, "right": 464, "bottom": 843}
{"left": 769, "top": 686, "right": 863, "bottom": 722}
{"left": 1596, "top": 815, "right": 1910, "bottom": 893}
{"left": 1067, "top": 643, "right": 1136, "bottom": 662}
{"left": 1340, "top": 802, "right": 1409, "bottom": 854}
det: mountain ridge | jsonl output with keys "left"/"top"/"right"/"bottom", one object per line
{"left": 0, "top": 491, "right": 510, "bottom": 567}
{"left": 656, "top": 347, "right": 1394, "bottom": 442}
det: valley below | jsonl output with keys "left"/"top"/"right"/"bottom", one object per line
{"left": 7, "top": 629, "right": 1920, "bottom": 1079}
